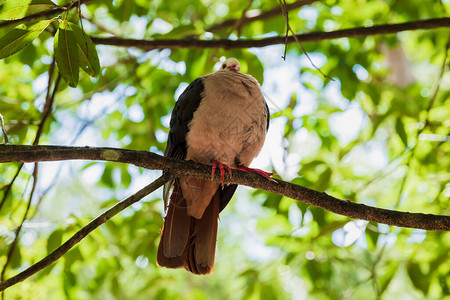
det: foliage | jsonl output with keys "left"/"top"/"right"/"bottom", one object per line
{"left": 0, "top": 0, "right": 449, "bottom": 299}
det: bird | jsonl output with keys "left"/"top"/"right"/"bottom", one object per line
{"left": 157, "top": 57, "right": 272, "bottom": 274}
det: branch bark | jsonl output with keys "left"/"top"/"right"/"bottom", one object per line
{"left": 90, "top": 18, "right": 450, "bottom": 50}
{"left": 0, "top": 174, "right": 170, "bottom": 292}
{"left": 0, "top": 145, "right": 449, "bottom": 231}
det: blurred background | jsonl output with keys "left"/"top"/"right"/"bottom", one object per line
{"left": 0, "top": 0, "right": 449, "bottom": 299}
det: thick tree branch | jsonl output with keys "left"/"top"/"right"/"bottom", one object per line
{"left": 0, "top": 174, "right": 170, "bottom": 292}
{"left": 0, "top": 145, "right": 449, "bottom": 231}
{"left": 90, "top": 18, "right": 450, "bottom": 50}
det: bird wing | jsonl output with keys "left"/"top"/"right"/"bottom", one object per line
{"left": 163, "top": 78, "right": 205, "bottom": 210}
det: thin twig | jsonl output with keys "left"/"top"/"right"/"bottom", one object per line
{"left": 0, "top": 174, "right": 170, "bottom": 291}
{"left": 33, "top": 72, "right": 61, "bottom": 146}
{"left": 0, "top": 165, "right": 38, "bottom": 283}
{"left": 211, "top": 0, "right": 255, "bottom": 60}
{"left": 229, "top": 0, "right": 254, "bottom": 37}
{"left": 4, "top": 120, "right": 40, "bottom": 127}
{"left": 277, "top": 0, "right": 333, "bottom": 79}
{"left": 65, "top": 0, "right": 78, "bottom": 14}
{"left": 0, "top": 165, "right": 23, "bottom": 212}
{"left": 0, "top": 145, "right": 449, "bottom": 231}
{"left": 77, "top": 0, "right": 91, "bottom": 58}
{"left": 289, "top": 27, "right": 334, "bottom": 81}
{"left": 278, "top": 0, "right": 289, "bottom": 60}
{"left": 0, "top": 114, "right": 8, "bottom": 144}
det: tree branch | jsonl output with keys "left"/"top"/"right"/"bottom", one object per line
{"left": 0, "top": 173, "right": 170, "bottom": 292}
{"left": 90, "top": 18, "right": 450, "bottom": 50}
{"left": 0, "top": 145, "right": 449, "bottom": 231}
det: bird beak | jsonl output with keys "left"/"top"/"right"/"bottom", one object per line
{"left": 229, "top": 65, "right": 239, "bottom": 71}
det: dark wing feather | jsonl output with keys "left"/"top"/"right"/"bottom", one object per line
{"left": 164, "top": 78, "right": 205, "bottom": 159}
{"left": 163, "top": 78, "right": 205, "bottom": 208}
{"left": 219, "top": 184, "right": 238, "bottom": 212}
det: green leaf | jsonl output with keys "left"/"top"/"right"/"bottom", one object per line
{"left": 0, "top": 19, "right": 53, "bottom": 59}
{"left": 296, "top": 201, "right": 309, "bottom": 226}
{"left": 54, "top": 20, "right": 79, "bottom": 87}
{"left": 47, "top": 229, "right": 62, "bottom": 254}
{"left": 81, "top": 161, "right": 98, "bottom": 170}
{"left": 64, "top": 247, "right": 83, "bottom": 269}
{"left": 0, "top": 1, "right": 57, "bottom": 20}
{"left": 18, "top": 39, "right": 37, "bottom": 66}
{"left": 365, "top": 224, "right": 380, "bottom": 249}
{"left": 9, "top": 246, "right": 22, "bottom": 268}
{"left": 310, "top": 206, "right": 326, "bottom": 227}
{"left": 379, "top": 267, "right": 397, "bottom": 295}
{"left": 101, "top": 164, "right": 114, "bottom": 187}
{"left": 69, "top": 22, "right": 100, "bottom": 77}
{"left": 120, "top": 165, "right": 131, "bottom": 187}
{"left": 316, "top": 167, "right": 332, "bottom": 192}
{"left": 262, "top": 193, "right": 282, "bottom": 210}
{"left": 407, "top": 262, "right": 429, "bottom": 294}
{"left": 305, "top": 259, "right": 321, "bottom": 281}
{"left": 395, "top": 117, "right": 408, "bottom": 147}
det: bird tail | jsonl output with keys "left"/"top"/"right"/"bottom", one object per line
{"left": 157, "top": 180, "right": 220, "bottom": 275}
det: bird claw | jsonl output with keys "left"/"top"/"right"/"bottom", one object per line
{"left": 236, "top": 166, "right": 277, "bottom": 182}
{"left": 211, "top": 162, "right": 276, "bottom": 183}
{"left": 211, "top": 161, "right": 232, "bottom": 182}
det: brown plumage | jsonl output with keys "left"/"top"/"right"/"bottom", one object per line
{"left": 157, "top": 58, "right": 270, "bottom": 274}
{"left": 157, "top": 181, "right": 220, "bottom": 274}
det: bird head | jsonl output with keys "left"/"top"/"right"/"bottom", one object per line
{"left": 219, "top": 58, "right": 240, "bottom": 72}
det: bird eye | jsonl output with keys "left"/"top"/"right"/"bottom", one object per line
{"left": 222, "top": 64, "right": 226, "bottom": 69}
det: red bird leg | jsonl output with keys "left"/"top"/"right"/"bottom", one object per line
{"left": 236, "top": 166, "right": 276, "bottom": 182}
{"left": 211, "top": 161, "right": 232, "bottom": 182}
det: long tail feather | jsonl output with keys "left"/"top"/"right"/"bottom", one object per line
{"left": 185, "top": 191, "right": 220, "bottom": 274}
{"left": 157, "top": 181, "right": 221, "bottom": 275}
{"left": 157, "top": 182, "right": 190, "bottom": 268}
